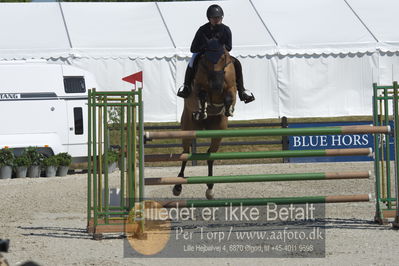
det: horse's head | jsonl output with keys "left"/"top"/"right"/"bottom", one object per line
{"left": 202, "top": 38, "right": 229, "bottom": 94}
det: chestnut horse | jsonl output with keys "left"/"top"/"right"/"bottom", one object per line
{"left": 173, "top": 39, "right": 237, "bottom": 199}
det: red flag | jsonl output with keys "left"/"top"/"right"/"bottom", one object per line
{"left": 122, "top": 71, "right": 143, "bottom": 87}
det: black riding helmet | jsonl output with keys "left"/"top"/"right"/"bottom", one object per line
{"left": 206, "top": 4, "right": 224, "bottom": 18}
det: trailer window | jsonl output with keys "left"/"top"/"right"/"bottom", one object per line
{"left": 64, "top": 77, "right": 86, "bottom": 93}
{"left": 74, "top": 107, "right": 83, "bottom": 135}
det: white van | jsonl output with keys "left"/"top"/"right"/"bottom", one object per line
{"left": 0, "top": 61, "right": 98, "bottom": 163}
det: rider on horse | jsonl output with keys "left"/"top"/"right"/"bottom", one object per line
{"left": 177, "top": 4, "right": 255, "bottom": 104}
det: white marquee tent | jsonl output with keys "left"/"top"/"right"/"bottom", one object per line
{"left": 1, "top": 0, "right": 399, "bottom": 122}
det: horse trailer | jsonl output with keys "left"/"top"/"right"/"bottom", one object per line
{"left": 0, "top": 61, "right": 99, "bottom": 163}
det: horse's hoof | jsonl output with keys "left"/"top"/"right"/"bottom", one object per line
{"left": 193, "top": 112, "right": 200, "bottom": 120}
{"left": 173, "top": 185, "right": 182, "bottom": 196}
{"left": 225, "top": 106, "right": 234, "bottom": 117}
{"left": 225, "top": 111, "right": 233, "bottom": 117}
{"left": 206, "top": 189, "right": 214, "bottom": 200}
{"left": 193, "top": 111, "right": 207, "bottom": 121}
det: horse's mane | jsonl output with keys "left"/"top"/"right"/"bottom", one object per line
{"left": 204, "top": 38, "right": 226, "bottom": 64}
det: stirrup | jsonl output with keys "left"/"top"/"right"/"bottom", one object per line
{"left": 177, "top": 85, "right": 191, "bottom": 98}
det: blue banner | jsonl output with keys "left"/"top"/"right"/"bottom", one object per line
{"left": 288, "top": 121, "right": 394, "bottom": 163}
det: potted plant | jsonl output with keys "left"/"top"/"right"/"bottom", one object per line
{"left": 42, "top": 156, "right": 58, "bottom": 177}
{"left": 105, "top": 150, "right": 119, "bottom": 173}
{"left": 56, "top": 152, "right": 71, "bottom": 177}
{"left": 0, "top": 148, "right": 14, "bottom": 179}
{"left": 26, "top": 147, "right": 44, "bottom": 178}
{"left": 14, "top": 152, "right": 31, "bottom": 178}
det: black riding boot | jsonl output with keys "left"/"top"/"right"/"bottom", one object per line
{"left": 177, "top": 65, "right": 195, "bottom": 98}
{"left": 233, "top": 57, "right": 255, "bottom": 104}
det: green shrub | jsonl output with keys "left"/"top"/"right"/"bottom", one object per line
{"left": 105, "top": 150, "right": 119, "bottom": 164}
{"left": 56, "top": 152, "right": 72, "bottom": 166}
{"left": 14, "top": 154, "right": 31, "bottom": 167}
{"left": 42, "top": 156, "right": 59, "bottom": 167}
{"left": 26, "top": 147, "right": 44, "bottom": 166}
{"left": 0, "top": 148, "right": 14, "bottom": 167}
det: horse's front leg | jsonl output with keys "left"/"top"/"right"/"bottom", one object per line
{"left": 173, "top": 138, "right": 191, "bottom": 196}
{"left": 173, "top": 159, "right": 188, "bottom": 196}
{"left": 224, "top": 88, "right": 236, "bottom": 117}
{"left": 205, "top": 137, "right": 222, "bottom": 200}
{"left": 193, "top": 90, "right": 208, "bottom": 120}
{"left": 206, "top": 159, "right": 215, "bottom": 199}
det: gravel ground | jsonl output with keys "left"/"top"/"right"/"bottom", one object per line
{"left": 1, "top": 161, "right": 399, "bottom": 265}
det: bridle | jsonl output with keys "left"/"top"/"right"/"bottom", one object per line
{"left": 200, "top": 49, "right": 232, "bottom": 74}
{"left": 198, "top": 49, "right": 233, "bottom": 112}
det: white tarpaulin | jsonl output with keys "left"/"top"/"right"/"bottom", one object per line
{"left": 347, "top": 0, "right": 399, "bottom": 50}
{"left": 0, "top": 3, "right": 70, "bottom": 58}
{"left": 251, "top": 0, "right": 377, "bottom": 54}
{"left": 0, "top": 0, "right": 398, "bottom": 122}
{"left": 61, "top": 2, "right": 176, "bottom": 58}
